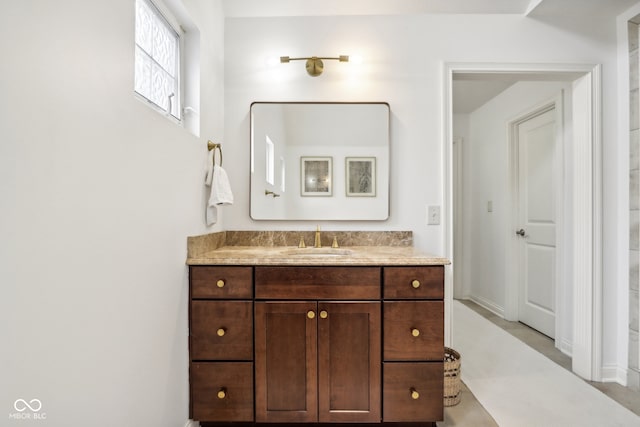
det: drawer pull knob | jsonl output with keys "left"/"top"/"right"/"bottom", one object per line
{"left": 412, "top": 279, "right": 421, "bottom": 289}
{"left": 217, "top": 388, "right": 226, "bottom": 399}
{"left": 320, "top": 310, "right": 328, "bottom": 319}
{"left": 410, "top": 388, "right": 420, "bottom": 400}
{"left": 216, "top": 328, "right": 226, "bottom": 337}
{"left": 307, "top": 310, "right": 315, "bottom": 319}
{"left": 216, "top": 279, "right": 225, "bottom": 288}
{"left": 411, "top": 328, "right": 420, "bottom": 337}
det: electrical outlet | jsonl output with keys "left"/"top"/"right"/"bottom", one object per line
{"left": 428, "top": 205, "right": 440, "bottom": 225}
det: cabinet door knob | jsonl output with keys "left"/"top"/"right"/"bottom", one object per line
{"left": 320, "top": 310, "right": 328, "bottom": 319}
{"left": 410, "top": 388, "right": 420, "bottom": 400}
{"left": 411, "top": 279, "right": 421, "bottom": 289}
{"left": 216, "top": 279, "right": 225, "bottom": 288}
{"left": 411, "top": 328, "right": 420, "bottom": 337}
{"left": 217, "top": 388, "right": 226, "bottom": 399}
{"left": 217, "top": 328, "right": 226, "bottom": 337}
{"left": 307, "top": 310, "right": 315, "bottom": 319}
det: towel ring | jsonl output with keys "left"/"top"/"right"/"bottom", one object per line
{"left": 207, "top": 140, "right": 223, "bottom": 166}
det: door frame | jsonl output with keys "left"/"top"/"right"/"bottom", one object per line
{"left": 443, "top": 62, "right": 602, "bottom": 381}
{"left": 452, "top": 137, "right": 466, "bottom": 300}
{"left": 506, "top": 97, "right": 564, "bottom": 348}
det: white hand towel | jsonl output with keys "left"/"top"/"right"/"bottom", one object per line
{"left": 206, "top": 164, "right": 234, "bottom": 226}
{"left": 204, "top": 149, "right": 214, "bottom": 186}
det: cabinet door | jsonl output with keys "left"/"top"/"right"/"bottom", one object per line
{"left": 255, "top": 302, "right": 318, "bottom": 423}
{"left": 318, "top": 302, "right": 381, "bottom": 423}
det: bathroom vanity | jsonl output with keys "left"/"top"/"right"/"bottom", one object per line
{"left": 187, "top": 231, "right": 449, "bottom": 426}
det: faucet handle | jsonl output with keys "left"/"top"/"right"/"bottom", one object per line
{"left": 298, "top": 236, "right": 306, "bottom": 248}
{"left": 332, "top": 236, "right": 339, "bottom": 248}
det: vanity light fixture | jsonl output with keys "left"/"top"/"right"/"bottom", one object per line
{"left": 280, "top": 55, "right": 349, "bottom": 77}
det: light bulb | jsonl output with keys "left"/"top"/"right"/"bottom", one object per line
{"left": 349, "top": 55, "right": 363, "bottom": 65}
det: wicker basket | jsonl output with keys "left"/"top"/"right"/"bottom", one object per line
{"left": 443, "top": 347, "right": 461, "bottom": 406}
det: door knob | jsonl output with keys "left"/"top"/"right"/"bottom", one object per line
{"left": 516, "top": 229, "right": 526, "bottom": 236}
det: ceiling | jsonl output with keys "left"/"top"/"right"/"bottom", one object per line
{"left": 222, "top": 0, "right": 535, "bottom": 17}
{"left": 222, "top": 0, "right": 636, "bottom": 18}
{"left": 452, "top": 72, "right": 585, "bottom": 114}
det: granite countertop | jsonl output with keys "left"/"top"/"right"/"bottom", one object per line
{"left": 186, "top": 231, "right": 450, "bottom": 266}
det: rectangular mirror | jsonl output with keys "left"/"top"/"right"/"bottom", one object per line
{"left": 250, "top": 102, "right": 390, "bottom": 220}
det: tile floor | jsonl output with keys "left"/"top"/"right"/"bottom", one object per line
{"left": 440, "top": 381, "right": 498, "bottom": 426}
{"left": 442, "top": 299, "right": 640, "bottom": 426}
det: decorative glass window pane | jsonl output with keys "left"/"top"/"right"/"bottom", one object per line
{"left": 134, "top": 0, "right": 180, "bottom": 120}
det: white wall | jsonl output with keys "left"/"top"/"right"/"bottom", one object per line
{"left": 0, "top": 0, "right": 224, "bottom": 426}
{"left": 223, "top": 14, "right": 623, "bottom": 377}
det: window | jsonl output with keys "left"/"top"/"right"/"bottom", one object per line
{"left": 134, "top": 0, "right": 181, "bottom": 120}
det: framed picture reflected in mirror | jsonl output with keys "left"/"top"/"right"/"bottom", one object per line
{"left": 301, "top": 156, "right": 332, "bottom": 196}
{"left": 346, "top": 157, "right": 376, "bottom": 197}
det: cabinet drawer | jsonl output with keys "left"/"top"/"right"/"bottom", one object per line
{"left": 191, "top": 362, "right": 254, "bottom": 422}
{"left": 191, "top": 301, "right": 253, "bottom": 360}
{"left": 384, "top": 266, "right": 444, "bottom": 299}
{"left": 383, "top": 362, "right": 443, "bottom": 422}
{"left": 384, "top": 301, "right": 443, "bottom": 361}
{"left": 191, "top": 266, "right": 253, "bottom": 299}
{"left": 255, "top": 266, "right": 380, "bottom": 300}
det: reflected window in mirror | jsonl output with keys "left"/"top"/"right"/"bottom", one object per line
{"left": 266, "top": 136, "right": 275, "bottom": 186}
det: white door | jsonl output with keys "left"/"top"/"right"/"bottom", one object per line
{"left": 516, "top": 107, "right": 557, "bottom": 338}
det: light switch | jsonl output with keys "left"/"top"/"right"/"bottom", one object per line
{"left": 428, "top": 205, "right": 440, "bottom": 225}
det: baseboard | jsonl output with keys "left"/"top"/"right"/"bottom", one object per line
{"left": 469, "top": 295, "right": 505, "bottom": 318}
{"left": 183, "top": 420, "right": 199, "bottom": 427}
{"left": 558, "top": 337, "right": 572, "bottom": 357}
{"left": 600, "top": 364, "right": 629, "bottom": 386}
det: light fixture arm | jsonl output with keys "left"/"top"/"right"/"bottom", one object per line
{"left": 280, "top": 55, "right": 349, "bottom": 77}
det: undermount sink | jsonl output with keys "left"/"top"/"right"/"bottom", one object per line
{"left": 282, "top": 248, "right": 353, "bottom": 256}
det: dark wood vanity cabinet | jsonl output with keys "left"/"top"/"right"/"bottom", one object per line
{"left": 189, "top": 264, "right": 444, "bottom": 425}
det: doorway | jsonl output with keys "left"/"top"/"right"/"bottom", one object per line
{"left": 444, "top": 63, "right": 602, "bottom": 381}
